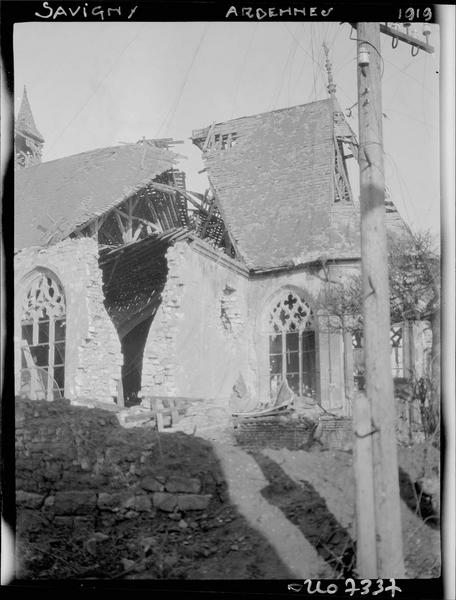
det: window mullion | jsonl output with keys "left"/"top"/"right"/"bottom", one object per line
{"left": 48, "top": 315, "right": 56, "bottom": 401}
{"left": 298, "top": 329, "right": 303, "bottom": 396}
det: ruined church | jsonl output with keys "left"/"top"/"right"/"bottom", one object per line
{"left": 14, "top": 84, "right": 428, "bottom": 417}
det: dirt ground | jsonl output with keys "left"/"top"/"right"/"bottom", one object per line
{"left": 16, "top": 429, "right": 440, "bottom": 580}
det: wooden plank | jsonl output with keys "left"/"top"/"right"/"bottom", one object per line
{"left": 202, "top": 122, "right": 216, "bottom": 152}
{"left": 132, "top": 223, "right": 143, "bottom": 242}
{"left": 117, "top": 378, "right": 125, "bottom": 408}
{"left": 114, "top": 210, "right": 129, "bottom": 243}
{"left": 156, "top": 412, "right": 164, "bottom": 431}
{"left": 114, "top": 207, "right": 159, "bottom": 231}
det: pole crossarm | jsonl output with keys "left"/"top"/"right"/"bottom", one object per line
{"left": 350, "top": 23, "right": 435, "bottom": 53}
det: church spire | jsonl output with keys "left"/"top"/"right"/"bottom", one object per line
{"left": 15, "top": 86, "right": 45, "bottom": 168}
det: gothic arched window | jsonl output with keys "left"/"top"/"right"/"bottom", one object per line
{"left": 19, "top": 271, "right": 66, "bottom": 400}
{"left": 268, "top": 291, "right": 316, "bottom": 398}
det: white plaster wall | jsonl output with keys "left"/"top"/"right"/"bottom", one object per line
{"left": 14, "top": 238, "right": 122, "bottom": 403}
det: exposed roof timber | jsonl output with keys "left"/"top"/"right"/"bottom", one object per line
{"left": 15, "top": 143, "right": 180, "bottom": 250}
{"left": 74, "top": 181, "right": 211, "bottom": 242}
{"left": 146, "top": 181, "right": 209, "bottom": 213}
{"left": 99, "top": 227, "right": 189, "bottom": 265}
{"left": 117, "top": 293, "right": 162, "bottom": 340}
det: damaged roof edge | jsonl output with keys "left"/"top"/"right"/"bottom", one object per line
{"left": 191, "top": 98, "right": 332, "bottom": 140}
{"left": 250, "top": 255, "right": 362, "bottom": 277}
{"left": 14, "top": 142, "right": 181, "bottom": 250}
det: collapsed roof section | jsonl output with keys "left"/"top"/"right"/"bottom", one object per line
{"left": 192, "top": 99, "right": 362, "bottom": 271}
{"left": 14, "top": 141, "right": 238, "bottom": 258}
{"left": 14, "top": 142, "right": 177, "bottom": 250}
{"left": 99, "top": 227, "right": 191, "bottom": 339}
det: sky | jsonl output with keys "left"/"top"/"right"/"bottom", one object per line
{"left": 13, "top": 20, "right": 441, "bottom": 236}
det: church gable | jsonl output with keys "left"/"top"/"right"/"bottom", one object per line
{"left": 192, "top": 99, "right": 362, "bottom": 271}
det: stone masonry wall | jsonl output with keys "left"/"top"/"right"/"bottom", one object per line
{"left": 15, "top": 398, "right": 218, "bottom": 576}
{"left": 141, "top": 241, "right": 251, "bottom": 400}
{"left": 14, "top": 238, "right": 122, "bottom": 403}
{"left": 140, "top": 243, "right": 361, "bottom": 413}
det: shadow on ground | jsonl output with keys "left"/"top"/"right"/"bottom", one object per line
{"left": 15, "top": 399, "right": 293, "bottom": 580}
{"left": 250, "top": 451, "right": 356, "bottom": 578}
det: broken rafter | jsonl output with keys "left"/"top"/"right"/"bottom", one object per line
{"left": 199, "top": 200, "right": 216, "bottom": 238}
{"left": 113, "top": 207, "right": 159, "bottom": 232}
{"left": 114, "top": 210, "right": 130, "bottom": 244}
{"left": 202, "top": 122, "right": 216, "bottom": 152}
{"left": 149, "top": 181, "right": 203, "bottom": 213}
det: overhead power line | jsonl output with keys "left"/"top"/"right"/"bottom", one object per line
{"left": 155, "top": 23, "right": 210, "bottom": 138}
{"left": 48, "top": 24, "right": 146, "bottom": 153}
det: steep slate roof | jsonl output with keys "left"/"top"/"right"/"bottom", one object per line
{"left": 193, "top": 99, "right": 361, "bottom": 271}
{"left": 15, "top": 87, "right": 45, "bottom": 143}
{"left": 15, "top": 143, "right": 178, "bottom": 250}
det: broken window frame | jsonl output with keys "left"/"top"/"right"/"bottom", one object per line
{"left": 20, "top": 271, "right": 66, "bottom": 401}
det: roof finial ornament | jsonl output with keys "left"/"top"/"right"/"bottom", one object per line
{"left": 323, "top": 42, "right": 337, "bottom": 100}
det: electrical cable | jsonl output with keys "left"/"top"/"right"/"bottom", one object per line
{"left": 310, "top": 23, "right": 318, "bottom": 101}
{"left": 47, "top": 24, "right": 146, "bottom": 154}
{"left": 155, "top": 23, "right": 210, "bottom": 137}
{"left": 383, "top": 151, "right": 417, "bottom": 231}
{"left": 230, "top": 24, "right": 257, "bottom": 119}
{"left": 283, "top": 23, "right": 327, "bottom": 81}
{"left": 290, "top": 24, "right": 312, "bottom": 100}
{"left": 382, "top": 55, "right": 434, "bottom": 96}
{"left": 269, "top": 29, "right": 298, "bottom": 110}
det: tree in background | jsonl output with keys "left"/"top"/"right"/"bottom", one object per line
{"left": 319, "top": 230, "right": 440, "bottom": 437}
{"left": 387, "top": 230, "right": 440, "bottom": 437}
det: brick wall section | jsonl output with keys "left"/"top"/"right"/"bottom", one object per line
{"left": 234, "top": 415, "right": 315, "bottom": 451}
{"left": 234, "top": 414, "right": 355, "bottom": 451}
{"left": 14, "top": 238, "right": 122, "bottom": 403}
{"left": 15, "top": 400, "right": 217, "bottom": 546}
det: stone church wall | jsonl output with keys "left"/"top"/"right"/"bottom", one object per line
{"left": 140, "top": 240, "right": 251, "bottom": 403}
{"left": 140, "top": 241, "right": 359, "bottom": 415}
{"left": 14, "top": 237, "right": 122, "bottom": 404}
{"left": 248, "top": 261, "right": 360, "bottom": 412}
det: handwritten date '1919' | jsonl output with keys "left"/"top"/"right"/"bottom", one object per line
{"left": 398, "top": 7, "right": 432, "bottom": 20}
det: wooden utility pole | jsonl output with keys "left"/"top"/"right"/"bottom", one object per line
{"left": 353, "top": 22, "right": 434, "bottom": 578}
{"left": 355, "top": 22, "right": 405, "bottom": 578}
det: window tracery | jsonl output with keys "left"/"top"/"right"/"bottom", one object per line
{"left": 268, "top": 291, "right": 316, "bottom": 398}
{"left": 19, "top": 272, "right": 66, "bottom": 401}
